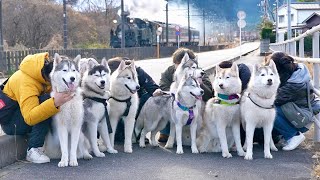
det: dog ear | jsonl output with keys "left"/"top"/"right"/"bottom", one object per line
{"left": 74, "top": 54, "right": 81, "bottom": 65}
{"left": 215, "top": 64, "right": 221, "bottom": 75}
{"left": 53, "top": 53, "right": 62, "bottom": 65}
{"left": 181, "top": 52, "right": 189, "bottom": 64}
{"left": 130, "top": 60, "right": 137, "bottom": 72}
{"left": 87, "top": 58, "right": 98, "bottom": 69}
{"left": 101, "top": 57, "right": 111, "bottom": 73}
{"left": 231, "top": 63, "right": 239, "bottom": 77}
{"left": 268, "top": 60, "right": 278, "bottom": 74}
{"left": 78, "top": 58, "right": 89, "bottom": 75}
{"left": 254, "top": 63, "right": 261, "bottom": 74}
{"left": 194, "top": 55, "right": 198, "bottom": 63}
{"left": 118, "top": 60, "right": 126, "bottom": 71}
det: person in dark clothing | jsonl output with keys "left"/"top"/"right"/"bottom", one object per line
{"left": 158, "top": 48, "right": 213, "bottom": 142}
{"left": 268, "top": 52, "right": 320, "bottom": 150}
{"left": 107, "top": 57, "right": 160, "bottom": 141}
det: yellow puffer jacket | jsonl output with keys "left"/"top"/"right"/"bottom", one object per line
{"left": 3, "top": 52, "right": 59, "bottom": 126}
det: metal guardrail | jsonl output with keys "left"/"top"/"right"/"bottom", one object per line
{"left": 270, "top": 24, "right": 320, "bottom": 142}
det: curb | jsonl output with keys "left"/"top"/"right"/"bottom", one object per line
{"left": 0, "top": 135, "right": 27, "bottom": 168}
{"left": 0, "top": 46, "right": 259, "bottom": 169}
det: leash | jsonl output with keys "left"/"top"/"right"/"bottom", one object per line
{"left": 84, "top": 96, "right": 113, "bottom": 133}
{"left": 176, "top": 101, "right": 196, "bottom": 125}
{"left": 247, "top": 93, "right": 274, "bottom": 109}
{"left": 109, "top": 96, "right": 132, "bottom": 117}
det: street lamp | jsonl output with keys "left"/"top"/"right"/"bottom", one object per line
{"left": 274, "top": 0, "right": 279, "bottom": 42}
{"left": 63, "top": 0, "right": 68, "bottom": 49}
{"left": 121, "top": 0, "right": 125, "bottom": 48}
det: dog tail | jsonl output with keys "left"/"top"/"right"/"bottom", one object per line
{"left": 134, "top": 109, "right": 145, "bottom": 139}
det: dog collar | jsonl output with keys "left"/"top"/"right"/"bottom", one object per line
{"left": 109, "top": 96, "right": 132, "bottom": 117}
{"left": 213, "top": 98, "right": 239, "bottom": 106}
{"left": 176, "top": 101, "right": 196, "bottom": 125}
{"left": 247, "top": 93, "right": 274, "bottom": 109}
{"left": 217, "top": 93, "right": 240, "bottom": 100}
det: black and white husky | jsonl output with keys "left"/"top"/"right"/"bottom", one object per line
{"left": 80, "top": 57, "right": 118, "bottom": 157}
{"left": 44, "top": 53, "right": 84, "bottom": 167}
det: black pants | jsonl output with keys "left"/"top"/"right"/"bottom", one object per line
{"left": 1, "top": 94, "right": 52, "bottom": 149}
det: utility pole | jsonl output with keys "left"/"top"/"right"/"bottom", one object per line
{"left": 187, "top": 0, "right": 191, "bottom": 44}
{"left": 287, "top": 0, "right": 292, "bottom": 53}
{"left": 275, "top": 0, "right": 279, "bottom": 42}
{"left": 203, "top": 10, "right": 205, "bottom": 46}
{"left": 121, "top": 0, "right": 125, "bottom": 48}
{"left": 0, "top": 0, "right": 3, "bottom": 51}
{"left": 63, "top": 0, "right": 67, "bottom": 49}
{"left": 166, "top": 0, "right": 169, "bottom": 46}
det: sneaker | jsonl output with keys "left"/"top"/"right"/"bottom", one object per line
{"left": 26, "top": 147, "right": 50, "bottom": 163}
{"left": 282, "top": 133, "right": 305, "bottom": 151}
{"left": 158, "top": 134, "right": 169, "bottom": 143}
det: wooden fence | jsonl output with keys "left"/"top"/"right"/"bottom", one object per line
{"left": 0, "top": 44, "right": 228, "bottom": 74}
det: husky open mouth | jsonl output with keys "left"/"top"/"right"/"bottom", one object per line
{"left": 95, "top": 83, "right": 105, "bottom": 89}
{"left": 190, "top": 92, "right": 202, "bottom": 100}
{"left": 62, "top": 78, "right": 76, "bottom": 91}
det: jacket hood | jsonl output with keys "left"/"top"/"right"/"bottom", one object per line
{"left": 287, "top": 63, "right": 311, "bottom": 84}
{"left": 19, "top": 52, "right": 49, "bottom": 84}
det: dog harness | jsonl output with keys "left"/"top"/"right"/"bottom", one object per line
{"left": 109, "top": 96, "right": 132, "bottom": 117}
{"left": 247, "top": 93, "right": 274, "bottom": 109}
{"left": 176, "top": 101, "right": 196, "bottom": 126}
{"left": 83, "top": 96, "right": 113, "bottom": 133}
{"left": 213, "top": 93, "right": 240, "bottom": 106}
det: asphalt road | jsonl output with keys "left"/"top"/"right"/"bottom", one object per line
{"left": 0, "top": 46, "right": 314, "bottom": 179}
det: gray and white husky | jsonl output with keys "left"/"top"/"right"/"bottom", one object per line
{"left": 44, "top": 53, "right": 84, "bottom": 167}
{"left": 241, "top": 60, "right": 280, "bottom": 160}
{"left": 170, "top": 53, "right": 204, "bottom": 93}
{"left": 198, "top": 63, "right": 245, "bottom": 158}
{"left": 108, "top": 60, "right": 140, "bottom": 153}
{"left": 80, "top": 57, "right": 118, "bottom": 157}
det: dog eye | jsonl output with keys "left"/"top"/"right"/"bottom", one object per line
{"left": 63, "top": 69, "right": 67, "bottom": 72}
{"left": 226, "top": 76, "right": 230, "bottom": 79}
{"left": 261, "top": 74, "right": 265, "bottom": 76}
{"left": 270, "top": 73, "right": 274, "bottom": 76}
{"left": 72, "top": 69, "right": 76, "bottom": 72}
{"left": 95, "top": 75, "right": 99, "bottom": 77}
{"left": 127, "top": 77, "right": 131, "bottom": 79}
{"left": 192, "top": 67, "right": 196, "bottom": 69}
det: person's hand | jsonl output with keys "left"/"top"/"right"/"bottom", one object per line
{"left": 153, "top": 89, "right": 164, "bottom": 96}
{"left": 53, "top": 91, "right": 74, "bottom": 108}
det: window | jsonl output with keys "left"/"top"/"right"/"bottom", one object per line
{"left": 279, "top": 15, "right": 284, "bottom": 23}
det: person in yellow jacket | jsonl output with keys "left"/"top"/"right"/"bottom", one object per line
{"left": 0, "top": 52, "right": 74, "bottom": 164}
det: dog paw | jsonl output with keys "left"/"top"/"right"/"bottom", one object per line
{"left": 150, "top": 141, "right": 159, "bottom": 147}
{"left": 264, "top": 153, "right": 273, "bottom": 159}
{"left": 244, "top": 154, "right": 253, "bottom": 160}
{"left": 98, "top": 145, "right": 108, "bottom": 152}
{"left": 164, "top": 143, "right": 173, "bottom": 149}
{"left": 271, "top": 146, "right": 278, "bottom": 152}
{"left": 69, "top": 159, "right": 78, "bottom": 167}
{"left": 192, "top": 146, "right": 199, "bottom": 154}
{"left": 139, "top": 141, "right": 146, "bottom": 148}
{"left": 58, "top": 160, "right": 69, "bottom": 167}
{"left": 176, "top": 149, "right": 184, "bottom": 154}
{"left": 238, "top": 150, "right": 246, "bottom": 157}
{"left": 83, "top": 153, "right": 93, "bottom": 160}
{"left": 95, "top": 152, "right": 106, "bottom": 157}
{"left": 124, "top": 147, "right": 133, "bottom": 153}
{"left": 107, "top": 148, "right": 118, "bottom": 154}
{"left": 222, "top": 152, "right": 232, "bottom": 158}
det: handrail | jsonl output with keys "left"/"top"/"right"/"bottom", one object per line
{"left": 272, "top": 24, "right": 320, "bottom": 45}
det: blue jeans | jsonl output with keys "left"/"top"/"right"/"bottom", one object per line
{"left": 273, "top": 106, "right": 308, "bottom": 140}
{"left": 1, "top": 94, "right": 52, "bottom": 149}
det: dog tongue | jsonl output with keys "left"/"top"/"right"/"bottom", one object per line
{"left": 196, "top": 96, "right": 202, "bottom": 100}
{"left": 68, "top": 83, "right": 76, "bottom": 91}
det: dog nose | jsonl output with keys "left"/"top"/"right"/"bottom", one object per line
{"left": 70, "top": 77, "right": 75, "bottom": 82}
{"left": 200, "top": 90, "right": 204, "bottom": 95}
{"left": 268, "top": 79, "right": 272, "bottom": 83}
{"left": 219, "top": 84, "right": 223, "bottom": 88}
{"left": 136, "top": 85, "right": 140, "bottom": 90}
{"left": 100, "top": 80, "right": 105, "bottom": 85}
{"left": 201, "top": 71, "right": 205, "bottom": 76}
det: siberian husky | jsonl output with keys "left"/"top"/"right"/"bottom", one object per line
{"left": 44, "top": 53, "right": 84, "bottom": 167}
{"left": 108, "top": 60, "right": 140, "bottom": 153}
{"left": 80, "top": 57, "right": 118, "bottom": 157}
{"left": 170, "top": 53, "right": 205, "bottom": 93}
{"left": 199, "top": 63, "right": 245, "bottom": 158}
{"left": 241, "top": 60, "right": 280, "bottom": 160}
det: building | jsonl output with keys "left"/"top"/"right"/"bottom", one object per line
{"left": 277, "top": 2, "right": 320, "bottom": 42}
{"left": 302, "top": 12, "right": 320, "bottom": 32}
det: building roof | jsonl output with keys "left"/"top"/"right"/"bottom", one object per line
{"left": 279, "top": 3, "right": 320, "bottom": 11}
{"left": 302, "top": 12, "right": 320, "bottom": 23}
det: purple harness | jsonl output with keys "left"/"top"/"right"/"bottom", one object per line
{"left": 176, "top": 101, "right": 196, "bottom": 125}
